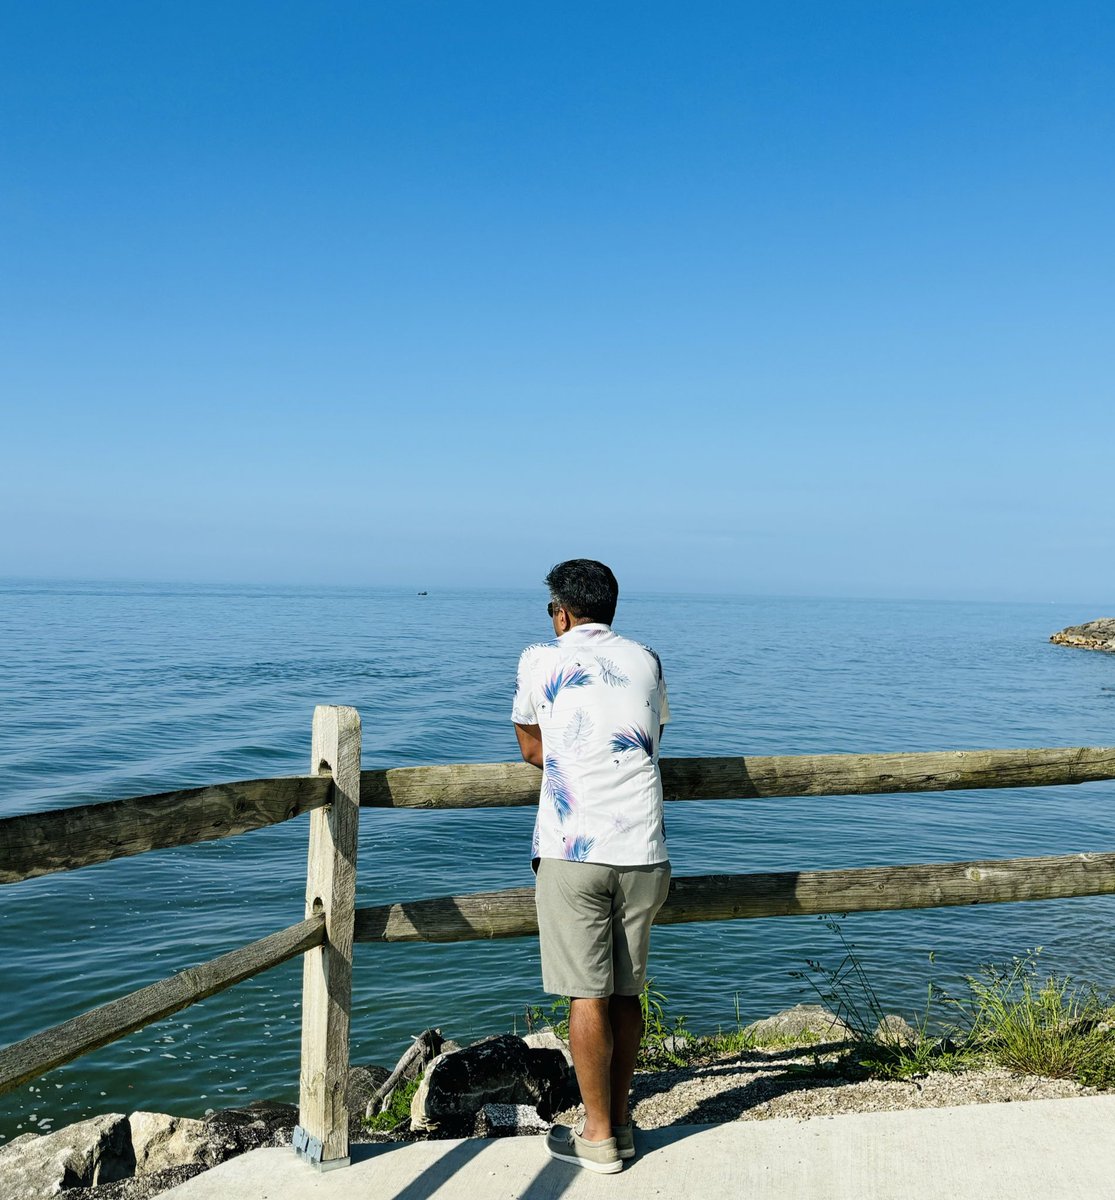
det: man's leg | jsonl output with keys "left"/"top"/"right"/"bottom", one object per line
{"left": 568, "top": 993, "right": 644, "bottom": 1137}
{"left": 536, "top": 862, "right": 618, "bottom": 1142}
{"left": 608, "top": 994, "right": 643, "bottom": 1126}
{"left": 608, "top": 863, "right": 671, "bottom": 1130}
{"left": 568, "top": 997, "right": 614, "bottom": 1142}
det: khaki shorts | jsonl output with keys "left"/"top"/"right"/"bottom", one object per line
{"left": 534, "top": 859, "right": 672, "bottom": 998}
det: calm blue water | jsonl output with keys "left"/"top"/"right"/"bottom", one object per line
{"left": 2, "top": 581, "right": 1114, "bottom": 1141}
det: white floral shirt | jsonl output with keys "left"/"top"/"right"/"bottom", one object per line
{"left": 511, "top": 622, "right": 670, "bottom": 866}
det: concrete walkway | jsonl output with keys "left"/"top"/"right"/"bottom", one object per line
{"left": 162, "top": 1095, "right": 1115, "bottom": 1200}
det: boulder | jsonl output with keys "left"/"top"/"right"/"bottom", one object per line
{"left": 202, "top": 1099, "right": 298, "bottom": 1156}
{"left": 1050, "top": 619, "right": 1115, "bottom": 653}
{"left": 872, "top": 1015, "right": 920, "bottom": 1047}
{"left": 411, "top": 1035, "right": 577, "bottom": 1133}
{"left": 744, "top": 1004, "right": 855, "bottom": 1044}
{"left": 0, "top": 1113, "right": 134, "bottom": 1198}
{"left": 521, "top": 1029, "right": 573, "bottom": 1067}
{"left": 476, "top": 1104, "right": 552, "bottom": 1137}
{"left": 128, "top": 1112, "right": 216, "bottom": 1176}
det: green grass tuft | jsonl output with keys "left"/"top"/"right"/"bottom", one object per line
{"left": 363, "top": 1075, "right": 422, "bottom": 1132}
{"left": 957, "top": 951, "right": 1115, "bottom": 1087}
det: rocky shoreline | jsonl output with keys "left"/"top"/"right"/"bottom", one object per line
{"left": 1049, "top": 618, "right": 1115, "bottom": 652}
{"left": 2, "top": 1003, "right": 1104, "bottom": 1199}
{"left": 0, "top": 1101, "right": 300, "bottom": 1200}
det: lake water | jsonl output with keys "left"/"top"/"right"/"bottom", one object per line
{"left": 2, "top": 581, "right": 1114, "bottom": 1141}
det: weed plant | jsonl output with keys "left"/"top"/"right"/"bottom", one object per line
{"left": 364, "top": 1076, "right": 422, "bottom": 1132}
{"left": 956, "top": 950, "right": 1115, "bottom": 1088}
{"left": 793, "top": 917, "right": 1115, "bottom": 1086}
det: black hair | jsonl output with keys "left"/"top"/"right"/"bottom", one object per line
{"left": 544, "top": 559, "right": 619, "bottom": 625}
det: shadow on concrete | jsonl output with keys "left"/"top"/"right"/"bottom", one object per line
{"left": 349, "top": 1135, "right": 584, "bottom": 1200}
{"left": 512, "top": 1151, "right": 593, "bottom": 1200}
{"left": 349, "top": 1137, "right": 491, "bottom": 1200}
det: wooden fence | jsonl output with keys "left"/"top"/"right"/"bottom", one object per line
{"left": 1, "top": 707, "right": 1114, "bottom": 1170}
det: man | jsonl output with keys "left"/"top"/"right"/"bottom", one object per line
{"left": 512, "top": 559, "right": 671, "bottom": 1174}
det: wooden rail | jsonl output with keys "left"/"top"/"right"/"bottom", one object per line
{"left": 0, "top": 774, "right": 331, "bottom": 885}
{"left": 5, "top": 747, "right": 1112, "bottom": 885}
{"left": 0, "top": 916, "right": 325, "bottom": 1095}
{"left": 353, "top": 851, "right": 1115, "bottom": 943}
{"left": 360, "top": 746, "right": 1115, "bottom": 809}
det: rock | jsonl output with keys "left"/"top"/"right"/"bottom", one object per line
{"left": 0, "top": 1135, "right": 40, "bottom": 1155}
{"left": 411, "top": 1034, "right": 578, "bottom": 1134}
{"left": 0, "top": 1113, "right": 134, "bottom": 1198}
{"left": 522, "top": 1029, "right": 573, "bottom": 1067}
{"left": 744, "top": 1004, "right": 855, "bottom": 1044}
{"left": 345, "top": 1064, "right": 391, "bottom": 1137}
{"left": 1050, "top": 619, "right": 1115, "bottom": 653}
{"left": 476, "top": 1104, "right": 552, "bottom": 1137}
{"left": 63, "top": 1163, "right": 209, "bottom": 1200}
{"left": 129, "top": 1112, "right": 217, "bottom": 1176}
{"left": 872, "top": 1015, "right": 920, "bottom": 1047}
{"left": 203, "top": 1098, "right": 298, "bottom": 1154}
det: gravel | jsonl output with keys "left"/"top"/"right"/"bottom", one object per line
{"left": 552, "top": 1041, "right": 1098, "bottom": 1130}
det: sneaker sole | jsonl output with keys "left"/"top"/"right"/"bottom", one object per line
{"left": 547, "top": 1147, "right": 623, "bottom": 1174}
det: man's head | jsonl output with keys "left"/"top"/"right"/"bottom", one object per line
{"left": 544, "top": 559, "right": 619, "bottom": 629}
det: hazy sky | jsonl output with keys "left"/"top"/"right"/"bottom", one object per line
{"left": 3, "top": 2, "right": 1112, "bottom": 602}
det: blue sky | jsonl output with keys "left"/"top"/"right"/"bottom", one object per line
{"left": 2, "top": 1, "right": 1112, "bottom": 601}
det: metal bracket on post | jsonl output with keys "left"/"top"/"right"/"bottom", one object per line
{"left": 292, "top": 1124, "right": 349, "bottom": 1172}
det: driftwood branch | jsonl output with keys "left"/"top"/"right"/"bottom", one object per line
{"left": 0, "top": 916, "right": 325, "bottom": 1096}
{"left": 0, "top": 775, "right": 332, "bottom": 885}
{"left": 366, "top": 1028, "right": 443, "bottom": 1118}
{"left": 360, "top": 747, "right": 1115, "bottom": 810}
{"left": 353, "top": 851, "right": 1115, "bottom": 944}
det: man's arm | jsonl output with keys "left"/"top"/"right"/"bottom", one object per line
{"left": 514, "top": 723, "right": 544, "bottom": 769}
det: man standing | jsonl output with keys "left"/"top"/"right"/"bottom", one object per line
{"left": 512, "top": 559, "right": 671, "bottom": 1174}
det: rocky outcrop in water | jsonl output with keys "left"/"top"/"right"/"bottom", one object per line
{"left": 1050, "top": 619, "right": 1115, "bottom": 653}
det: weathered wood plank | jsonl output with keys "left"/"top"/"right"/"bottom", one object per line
{"left": 298, "top": 706, "right": 360, "bottom": 1167}
{"left": 360, "top": 747, "right": 1115, "bottom": 809}
{"left": 0, "top": 916, "right": 325, "bottom": 1096}
{"left": 352, "top": 850, "right": 1115, "bottom": 943}
{"left": 0, "top": 775, "right": 332, "bottom": 886}
{"left": 5, "top": 747, "right": 1111, "bottom": 887}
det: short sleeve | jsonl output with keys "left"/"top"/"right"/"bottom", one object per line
{"left": 511, "top": 649, "right": 538, "bottom": 725}
{"left": 655, "top": 654, "right": 670, "bottom": 726}
{"left": 657, "top": 673, "right": 670, "bottom": 725}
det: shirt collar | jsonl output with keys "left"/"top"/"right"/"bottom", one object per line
{"left": 558, "top": 622, "right": 613, "bottom": 642}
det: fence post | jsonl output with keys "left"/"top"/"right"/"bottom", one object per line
{"left": 293, "top": 705, "right": 361, "bottom": 1170}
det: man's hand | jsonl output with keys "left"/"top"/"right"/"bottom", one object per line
{"left": 514, "top": 723, "right": 544, "bottom": 769}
